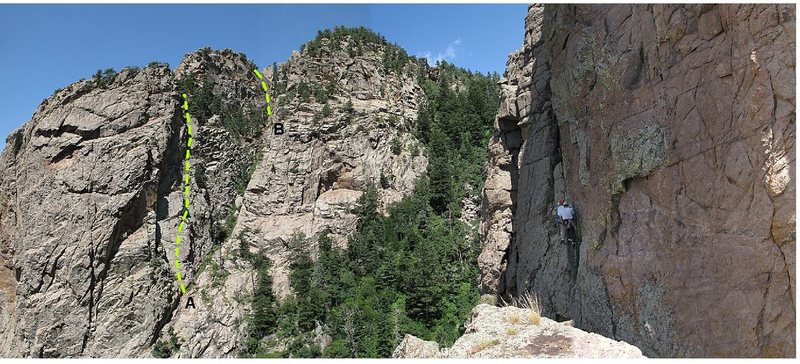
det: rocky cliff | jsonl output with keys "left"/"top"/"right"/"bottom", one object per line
{"left": 480, "top": 4, "right": 795, "bottom": 357}
{"left": 0, "top": 30, "right": 429, "bottom": 357}
{"left": 166, "top": 33, "right": 429, "bottom": 357}
{"left": 0, "top": 49, "right": 268, "bottom": 357}
{"left": 232, "top": 37, "right": 427, "bottom": 299}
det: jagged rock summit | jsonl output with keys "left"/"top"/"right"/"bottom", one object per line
{"left": 393, "top": 304, "right": 644, "bottom": 358}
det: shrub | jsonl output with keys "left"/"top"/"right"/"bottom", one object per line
{"left": 411, "top": 144, "right": 420, "bottom": 157}
{"left": 176, "top": 75, "right": 261, "bottom": 140}
{"left": 195, "top": 164, "right": 209, "bottom": 189}
{"left": 148, "top": 254, "right": 163, "bottom": 273}
{"left": 147, "top": 61, "right": 169, "bottom": 68}
{"left": 209, "top": 259, "right": 230, "bottom": 288}
{"left": 123, "top": 65, "right": 141, "bottom": 76}
{"left": 382, "top": 46, "right": 411, "bottom": 74}
{"left": 342, "top": 99, "right": 355, "bottom": 122}
{"left": 80, "top": 68, "right": 118, "bottom": 93}
{"left": 297, "top": 81, "right": 311, "bottom": 102}
{"left": 237, "top": 231, "right": 279, "bottom": 357}
{"left": 387, "top": 114, "right": 400, "bottom": 127}
{"left": 390, "top": 138, "right": 402, "bottom": 155}
{"left": 266, "top": 54, "right": 501, "bottom": 358}
{"left": 506, "top": 327, "right": 519, "bottom": 336}
{"left": 321, "top": 103, "right": 332, "bottom": 118}
{"left": 300, "top": 26, "right": 412, "bottom": 74}
{"left": 151, "top": 327, "right": 181, "bottom": 358}
{"left": 193, "top": 243, "right": 221, "bottom": 279}
{"left": 312, "top": 104, "right": 332, "bottom": 125}
{"left": 380, "top": 171, "right": 390, "bottom": 189}
{"left": 224, "top": 212, "right": 237, "bottom": 238}
{"left": 302, "top": 26, "right": 388, "bottom": 57}
{"left": 220, "top": 105, "right": 261, "bottom": 140}
{"left": 313, "top": 81, "right": 336, "bottom": 102}
{"left": 212, "top": 209, "right": 238, "bottom": 244}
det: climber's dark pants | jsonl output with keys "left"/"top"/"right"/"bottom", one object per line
{"left": 560, "top": 219, "right": 573, "bottom": 242}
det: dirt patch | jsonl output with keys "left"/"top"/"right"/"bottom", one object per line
{"left": 526, "top": 333, "right": 572, "bottom": 356}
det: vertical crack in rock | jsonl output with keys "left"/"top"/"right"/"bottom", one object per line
{"left": 81, "top": 201, "right": 98, "bottom": 356}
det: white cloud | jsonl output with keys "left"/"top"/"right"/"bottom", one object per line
{"left": 419, "top": 38, "right": 462, "bottom": 65}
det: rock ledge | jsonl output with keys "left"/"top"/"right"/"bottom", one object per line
{"left": 394, "top": 304, "right": 645, "bottom": 358}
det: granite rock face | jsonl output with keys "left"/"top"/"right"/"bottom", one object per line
{"left": 0, "top": 32, "right": 428, "bottom": 356}
{"left": 393, "top": 304, "right": 644, "bottom": 358}
{"left": 480, "top": 4, "right": 795, "bottom": 357}
{"left": 166, "top": 37, "right": 429, "bottom": 357}
{"left": 0, "top": 49, "right": 269, "bottom": 357}
{"left": 0, "top": 64, "right": 183, "bottom": 357}
{"left": 231, "top": 40, "right": 427, "bottom": 299}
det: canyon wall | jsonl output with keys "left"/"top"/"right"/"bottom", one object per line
{"left": 0, "top": 36, "right": 428, "bottom": 357}
{"left": 480, "top": 4, "right": 795, "bottom": 357}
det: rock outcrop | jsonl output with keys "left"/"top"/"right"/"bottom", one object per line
{"left": 0, "top": 64, "right": 185, "bottom": 357}
{"left": 0, "top": 4, "right": 793, "bottom": 358}
{"left": 165, "top": 35, "right": 429, "bottom": 357}
{"left": 393, "top": 304, "right": 644, "bottom": 358}
{"left": 0, "top": 49, "right": 267, "bottom": 357}
{"left": 232, "top": 39, "right": 427, "bottom": 298}
{"left": 480, "top": 4, "right": 795, "bottom": 358}
{"left": 0, "top": 31, "right": 429, "bottom": 357}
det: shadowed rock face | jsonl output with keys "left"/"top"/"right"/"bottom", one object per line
{"left": 480, "top": 4, "right": 795, "bottom": 358}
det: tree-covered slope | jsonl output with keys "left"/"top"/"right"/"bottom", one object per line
{"left": 237, "top": 30, "right": 501, "bottom": 357}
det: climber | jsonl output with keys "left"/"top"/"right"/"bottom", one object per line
{"left": 551, "top": 202, "right": 561, "bottom": 228}
{"left": 557, "top": 199, "right": 576, "bottom": 244}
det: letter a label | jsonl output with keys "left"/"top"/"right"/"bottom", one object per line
{"left": 185, "top": 296, "right": 196, "bottom": 309}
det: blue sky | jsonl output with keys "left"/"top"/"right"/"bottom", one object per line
{"left": 0, "top": 4, "right": 526, "bottom": 148}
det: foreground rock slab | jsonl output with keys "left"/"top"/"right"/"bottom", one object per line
{"left": 394, "top": 304, "right": 644, "bottom": 358}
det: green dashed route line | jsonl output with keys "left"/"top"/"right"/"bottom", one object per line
{"left": 171, "top": 72, "right": 266, "bottom": 294}
{"left": 253, "top": 69, "right": 273, "bottom": 118}
{"left": 173, "top": 93, "right": 193, "bottom": 295}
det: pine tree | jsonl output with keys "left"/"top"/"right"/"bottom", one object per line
{"left": 427, "top": 125, "right": 454, "bottom": 214}
{"left": 250, "top": 263, "right": 278, "bottom": 337}
{"left": 277, "top": 55, "right": 499, "bottom": 358}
